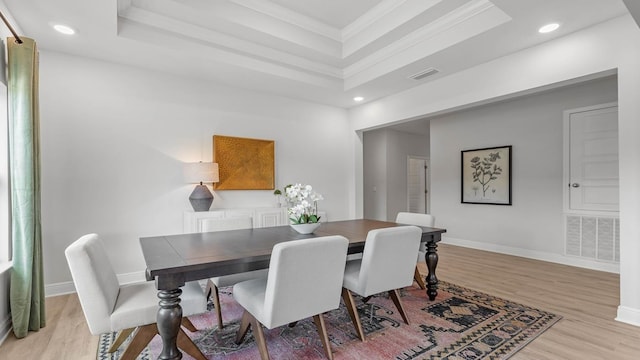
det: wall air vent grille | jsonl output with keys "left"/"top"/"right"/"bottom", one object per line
{"left": 409, "top": 68, "right": 439, "bottom": 80}
{"left": 565, "top": 214, "right": 619, "bottom": 263}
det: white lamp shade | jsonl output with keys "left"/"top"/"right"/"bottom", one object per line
{"left": 184, "top": 162, "right": 219, "bottom": 183}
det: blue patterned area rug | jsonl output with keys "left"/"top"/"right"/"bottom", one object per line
{"left": 97, "top": 281, "right": 561, "bottom": 359}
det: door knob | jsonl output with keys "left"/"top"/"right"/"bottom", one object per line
{"left": 571, "top": 183, "right": 580, "bottom": 188}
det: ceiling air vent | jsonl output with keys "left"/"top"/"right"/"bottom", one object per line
{"left": 409, "top": 67, "right": 439, "bottom": 80}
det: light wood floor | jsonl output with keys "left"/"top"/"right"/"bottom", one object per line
{"left": 1, "top": 244, "right": 639, "bottom": 359}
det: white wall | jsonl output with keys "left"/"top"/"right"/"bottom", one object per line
{"left": 349, "top": 15, "right": 640, "bottom": 326}
{"left": 386, "top": 130, "right": 429, "bottom": 220}
{"left": 363, "top": 129, "right": 429, "bottom": 220}
{"left": 363, "top": 130, "right": 387, "bottom": 220}
{"left": 39, "top": 51, "right": 352, "bottom": 291}
{"left": 430, "top": 76, "right": 616, "bottom": 255}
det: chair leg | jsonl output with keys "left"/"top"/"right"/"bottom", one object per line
{"left": 212, "top": 283, "right": 224, "bottom": 329}
{"left": 205, "top": 279, "right": 213, "bottom": 300}
{"left": 181, "top": 317, "right": 197, "bottom": 332}
{"left": 250, "top": 315, "right": 270, "bottom": 360}
{"left": 235, "top": 310, "right": 252, "bottom": 344}
{"left": 313, "top": 313, "right": 334, "bottom": 360}
{"left": 341, "top": 288, "right": 365, "bottom": 342}
{"left": 388, "top": 289, "right": 410, "bottom": 325}
{"left": 236, "top": 311, "right": 270, "bottom": 360}
{"left": 108, "top": 327, "right": 135, "bottom": 353}
{"left": 177, "top": 327, "right": 207, "bottom": 360}
{"left": 414, "top": 266, "right": 426, "bottom": 290}
{"left": 119, "top": 324, "right": 157, "bottom": 360}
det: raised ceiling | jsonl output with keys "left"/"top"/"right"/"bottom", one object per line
{"left": 3, "top": 0, "right": 631, "bottom": 107}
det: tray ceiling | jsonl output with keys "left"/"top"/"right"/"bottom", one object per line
{"left": 3, "top": 0, "right": 631, "bottom": 107}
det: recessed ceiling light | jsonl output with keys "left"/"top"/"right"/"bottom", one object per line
{"left": 538, "top": 23, "right": 559, "bottom": 34}
{"left": 354, "top": 96, "right": 364, "bottom": 102}
{"left": 53, "top": 24, "right": 76, "bottom": 35}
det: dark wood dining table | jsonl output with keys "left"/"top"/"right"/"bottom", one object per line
{"left": 140, "top": 219, "right": 446, "bottom": 360}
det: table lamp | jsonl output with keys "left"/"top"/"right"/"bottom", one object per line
{"left": 184, "top": 162, "right": 219, "bottom": 211}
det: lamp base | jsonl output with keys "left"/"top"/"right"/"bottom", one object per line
{"left": 189, "top": 184, "right": 213, "bottom": 211}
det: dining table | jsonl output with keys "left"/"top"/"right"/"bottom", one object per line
{"left": 140, "top": 218, "right": 446, "bottom": 360}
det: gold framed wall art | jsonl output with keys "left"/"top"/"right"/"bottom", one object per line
{"left": 213, "top": 135, "right": 275, "bottom": 190}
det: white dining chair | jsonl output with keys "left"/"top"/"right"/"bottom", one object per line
{"left": 395, "top": 212, "right": 436, "bottom": 290}
{"left": 201, "top": 217, "right": 269, "bottom": 329}
{"left": 65, "top": 233, "right": 207, "bottom": 360}
{"left": 233, "top": 235, "right": 349, "bottom": 360}
{"left": 341, "top": 226, "right": 422, "bottom": 341}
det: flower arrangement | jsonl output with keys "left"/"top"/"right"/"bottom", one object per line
{"left": 284, "top": 183, "right": 323, "bottom": 224}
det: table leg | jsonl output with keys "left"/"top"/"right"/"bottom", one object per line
{"left": 425, "top": 241, "right": 439, "bottom": 300}
{"left": 157, "top": 288, "right": 183, "bottom": 360}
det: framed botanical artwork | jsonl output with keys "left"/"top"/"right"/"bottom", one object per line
{"left": 461, "top": 145, "right": 512, "bottom": 205}
{"left": 213, "top": 135, "right": 275, "bottom": 190}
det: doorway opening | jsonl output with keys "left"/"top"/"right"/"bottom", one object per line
{"left": 407, "top": 156, "right": 430, "bottom": 214}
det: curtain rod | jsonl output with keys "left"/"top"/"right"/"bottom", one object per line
{"left": 0, "top": 10, "right": 23, "bottom": 44}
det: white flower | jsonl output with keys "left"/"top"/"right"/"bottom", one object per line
{"left": 284, "top": 183, "right": 323, "bottom": 224}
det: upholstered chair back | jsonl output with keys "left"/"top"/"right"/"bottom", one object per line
{"left": 396, "top": 212, "right": 435, "bottom": 227}
{"left": 396, "top": 212, "right": 435, "bottom": 256}
{"left": 64, "top": 233, "right": 121, "bottom": 335}
{"left": 357, "top": 226, "right": 422, "bottom": 297}
{"left": 263, "top": 236, "right": 348, "bottom": 329}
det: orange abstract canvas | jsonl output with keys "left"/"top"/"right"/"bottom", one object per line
{"left": 213, "top": 135, "right": 275, "bottom": 190}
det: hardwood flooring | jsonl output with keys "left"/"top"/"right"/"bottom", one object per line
{"left": 0, "top": 291, "right": 98, "bottom": 359}
{"left": 1, "top": 243, "right": 639, "bottom": 359}
{"left": 431, "top": 244, "right": 640, "bottom": 360}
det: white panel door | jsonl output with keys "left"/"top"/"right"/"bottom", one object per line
{"left": 407, "top": 157, "right": 429, "bottom": 213}
{"left": 568, "top": 105, "right": 619, "bottom": 212}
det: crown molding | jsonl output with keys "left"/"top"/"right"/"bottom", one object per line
{"left": 342, "top": 0, "right": 408, "bottom": 41}
{"left": 120, "top": 0, "right": 513, "bottom": 91}
{"left": 120, "top": 6, "right": 343, "bottom": 80}
{"left": 230, "top": 0, "right": 342, "bottom": 42}
{"left": 118, "top": 18, "right": 341, "bottom": 89}
{"left": 128, "top": 0, "right": 342, "bottom": 60}
{"left": 342, "top": 0, "right": 442, "bottom": 58}
{"left": 343, "top": 0, "right": 511, "bottom": 88}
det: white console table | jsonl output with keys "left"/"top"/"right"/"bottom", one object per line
{"left": 184, "top": 207, "right": 327, "bottom": 233}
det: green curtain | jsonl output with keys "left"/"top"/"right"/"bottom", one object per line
{"left": 7, "top": 37, "right": 45, "bottom": 338}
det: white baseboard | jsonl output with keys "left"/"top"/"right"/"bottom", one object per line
{"left": 616, "top": 305, "right": 640, "bottom": 327}
{"left": 0, "top": 315, "right": 11, "bottom": 347}
{"left": 0, "top": 262, "right": 11, "bottom": 346}
{"left": 45, "top": 281, "right": 76, "bottom": 297}
{"left": 441, "top": 236, "right": 620, "bottom": 274}
{"left": 45, "top": 271, "right": 147, "bottom": 297}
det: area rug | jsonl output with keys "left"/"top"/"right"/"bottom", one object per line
{"left": 97, "top": 281, "right": 561, "bottom": 359}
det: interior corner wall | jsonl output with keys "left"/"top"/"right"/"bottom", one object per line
{"left": 430, "top": 76, "right": 617, "bottom": 255}
{"left": 616, "top": 42, "right": 640, "bottom": 326}
{"left": 385, "top": 130, "right": 429, "bottom": 220}
{"left": 363, "top": 129, "right": 387, "bottom": 220}
{"left": 0, "top": 24, "right": 13, "bottom": 341}
{"left": 363, "top": 128, "right": 429, "bottom": 221}
{"left": 0, "top": 0, "right": 18, "bottom": 85}
{"left": 38, "top": 51, "right": 351, "bottom": 291}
